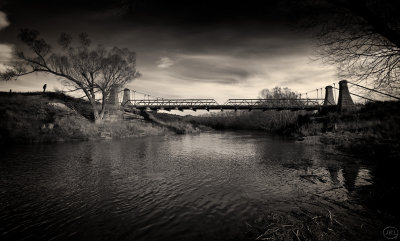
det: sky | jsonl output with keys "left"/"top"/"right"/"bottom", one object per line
{"left": 0, "top": 0, "right": 340, "bottom": 104}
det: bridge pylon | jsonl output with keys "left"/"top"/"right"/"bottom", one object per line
{"left": 107, "top": 86, "right": 119, "bottom": 107}
{"left": 323, "top": 86, "right": 335, "bottom": 106}
{"left": 122, "top": 88, "right": 131, "bottom": 106}
{"left": 338, "top": 80, "right": 355, "bottom": 112}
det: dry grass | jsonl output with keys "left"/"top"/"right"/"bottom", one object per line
{"left": 145, "top": 111, "right": 201, "bottom": 134}
{"left": 244, "top": 209, "right": 376, "bottom": 241}
{"left": 0, "top": 92, "right": 168, "bottom": 143}
{"left": 97, "top": 120, "right": 168, "bottom": 138}
{"left": 184, "top": 110, "right": 302, "bottom": 134}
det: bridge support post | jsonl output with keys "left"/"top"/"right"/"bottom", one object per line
{"left": 338, "top": 80, "right": 355, "bottom": 112}
{"left": 122, "top": 88, "right": 131, "bottom": 106}
{"left": 321, "top": 85, "right": 336, "bottom": 113}
{"left": 323, "top": 86, "right": 335, "bottom": 106}
{"left": 107, "top": 86, "right": 119, "bottom": 107}
{"left": 103, "top": 86, "right": 122, "bottom": 122}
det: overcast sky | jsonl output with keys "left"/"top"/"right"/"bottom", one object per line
{"left": 0, "top": 0, "right": 340, "bottom": 103}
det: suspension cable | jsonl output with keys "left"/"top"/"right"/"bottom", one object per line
{"left": 332, "top": 87, "right": 376, "bottom": 102}
{"left": 300, "top": 88, "right": 318, "bottom": 96}
{"left": 131, "top": 89, "right": 164, "bottom": 100}
{"left": 347, "top": 82, "right": 400, "bottom": 100}
{"left": 333, "top": 83, "right": 336, "bottom": 102}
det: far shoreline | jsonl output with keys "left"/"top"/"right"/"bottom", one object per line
{"left": 1, "top": 91, "right": 400, "bottom": 163}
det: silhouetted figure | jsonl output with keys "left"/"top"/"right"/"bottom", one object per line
{"left": 9, "top": 89, "right": 12, "bottom": 93}
{"left": 43, "top": 84, "right": 47, "bottom": 93}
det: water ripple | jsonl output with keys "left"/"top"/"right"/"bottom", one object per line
{"left": 0, "top": 132, "right": 374, "bottom": 241}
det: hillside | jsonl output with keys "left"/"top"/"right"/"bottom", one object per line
{"left": 0, "top": 92, "right": 167, "bottom": 143}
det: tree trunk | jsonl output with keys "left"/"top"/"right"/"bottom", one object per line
{"left": 98, "top": 91, "right": 107, "bottom": 121}
{"left": 94, "top": 110, "right": 102, "bottom": 124}
{"left": 80, "top": 88, "right": 102, "bottom": 124}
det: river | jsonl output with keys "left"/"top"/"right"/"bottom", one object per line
{"left": 0, "top": 131, "right": 398, "bottom": 240}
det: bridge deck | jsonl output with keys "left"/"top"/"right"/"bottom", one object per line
{"left": 122, "top": 98, "right": 325, "bottom": 111}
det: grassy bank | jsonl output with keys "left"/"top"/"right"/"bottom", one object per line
{"left": 141, "top": 111, "right": 206, "bottom": 134}
{"left": 184, "top": 110, "right": 303, "bottom": 135}
{"left": 0, "top": 92, "right": 169, "bottom": 143}
{"left": 295, "top": 101, "right": 400, "bottom": 160}
{"left": 183, "top": 101, "right": 400, "bottom": 157}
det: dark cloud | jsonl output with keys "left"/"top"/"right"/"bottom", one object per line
{"left": 0, "top": 0, "right": 313, "bottom": 55}
{"left": 0, "top": 0, "right": 339, "bottom": 99}
{"left": 0, "top": 0, "right": 298, "bottom": 25}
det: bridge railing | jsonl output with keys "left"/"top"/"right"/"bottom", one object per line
{"left": 224, "top": 98, "right": 324, "bottom": 108}
{"left": 123, "top": 98, "right": 324, "bottom": 109}
{"left": 129, "top": 99, "right": 220, "bottom": 107}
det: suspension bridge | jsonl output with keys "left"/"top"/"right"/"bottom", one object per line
{"left": 107, "top": 80, "right": 400, "bottom": 112}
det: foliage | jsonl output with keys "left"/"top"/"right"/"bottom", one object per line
{"left": 185, "top": 87, "right": 304, "bottom": 133}
{"left": 259, "top": 86, "right": 299, "bottom": 99}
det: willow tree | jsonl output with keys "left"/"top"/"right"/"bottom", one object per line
{"left": 0, "top": 29, "right": 140, "bottom": 123}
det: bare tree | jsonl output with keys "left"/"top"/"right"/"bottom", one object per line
{"left": 300, "top": 0, "right": 400, "bottom": 93}
{"left": 0, "top": 29, "right": 140, "bottom": 123}
{"left": 256, "top": 87, "right": 300, "bottom": 130}
{"left": 259, "top": 86, "right": 298, "bottom": 99}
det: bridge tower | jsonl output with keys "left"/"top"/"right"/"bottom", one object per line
{"left": 323, "top": 85, "right": 335, "bottom": 106}
{"left": 338, "top": 80, "right": 355, "bottom": 111}
{"left": 107, "top": 86, "right": 119, "bottom": 106}
{"left": 122, "top": 88, "right": 131, "bottom": 106}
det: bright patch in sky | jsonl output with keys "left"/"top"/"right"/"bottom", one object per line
{"left": 0, "top": 11, "right": 10, "bottom": 30}
{"left": 133, "top": 52, "right": 337, "bottom": 103}
{"left": 0, "top": 44, "right": 13, "bottom": 72}
{"left": 156, "top": 57, "right": 174, "bottom": 68}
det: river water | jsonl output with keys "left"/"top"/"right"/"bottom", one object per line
{"left": 0, "top": 131, "right": 398, "bottom": 240}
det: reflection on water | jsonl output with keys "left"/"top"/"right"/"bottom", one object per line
{"left": 0, "top": 131, "right": 395, "bottom": 240}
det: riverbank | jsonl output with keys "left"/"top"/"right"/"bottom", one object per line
{"left": 245, "top": 204, "right": 382, "bottom": 241}
{"left": 2, "top": 91, "right": 399, "bottom": 156}
{"left": 247, "top": 102, "right": 400, "bottom": 240}
{"left": 0, "top": 92, "right": 171, "bottom": 143}
{"left": 295, "top": 101, "right": 400, "bottom": 161}
{"left": 185, "top": 101, "right": 400, "bottom": 159}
